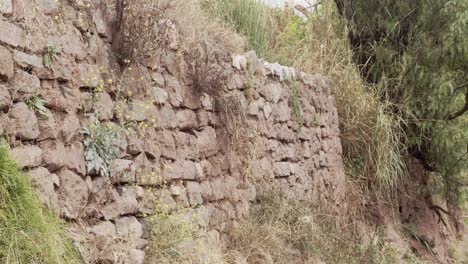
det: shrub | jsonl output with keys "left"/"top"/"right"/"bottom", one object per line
{"left": 0, "top": 145, "right": 80, "bottom": 263}
{"left": 81, "top": 116, "right": 120, "bottom": 176}
{"left": 336, "top": 0, "right": 467, "bottom": 204}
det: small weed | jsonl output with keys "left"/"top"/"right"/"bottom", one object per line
{"left": 289, "top": 80, "right": 303, "bottom": 133}
{"left": 244, "top": 62, "right": 254, "bottom": 100}
{"left": 81, "top": 116, "right": 120, "bottom": 176}
{"left": 42, "top": 42, "right": 60, "bottom": 69}
{"left": 26, "top": 95, "right": 48, "bottom": 119}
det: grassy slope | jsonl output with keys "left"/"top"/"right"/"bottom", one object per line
{"left": 0, "top": 146, "right": 80, "bottom": 264}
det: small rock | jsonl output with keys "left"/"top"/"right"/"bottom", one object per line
{"left": 109, "top": 159, "right": 136, "bottom": 183}
{"left": 0, "top": 20, "right": 27, "bottom": 48}
{"left": 151, "top": 72, "right": 165, "bottom": 86}
{"left": 175, "top": 109, "right": 197, "bottom": 129}
{"left": 200, "top": 94, "right": 213, "bottom": 110}
{"left": 0, "top": 46, "right": 13, "bottom": 81}
{"left": 61, "top": 114, "right": 80, "bottom": 143}
{"left": 10, "top": 69, "right": 41, "bottom": 100}
{"left": 8, "top": 102, "right": 39, "bottom": 140}
{"left": 57, "top": 168, "right": 89, "bottom": 219}
{"left": 60, "top": 27, "right": 87, "bottom": 60}
{"left": 263, "top": 103, "right": 272, "bottom": 118}
{"left": 186, "top": 181, "right": 203, "bottom": 206}
{"left": 27, "top": 167, "right": 60, "bottom": 213}
{"left": 88, "top": 221, "right": 116, "bottom": 238}
{"left": 10, "top": 145, "right": 42, "bottom": 168}
{"left": 169, "top": 184, "right": 186, "bottom": 196}
{"left": 115, "top": 216, "right": 143, "bottom": 239}
{"left": 0, "top": 84, "right": 11, "bottom": 111}
{"left": 164, "top": 160, "right": 197, "bottom": 180}
{"left": 232, "top": 55, "right": 247, "bottom": 70}
{"left": 13, "top": 51, "right": 43, "bottom": 69}
{"left": 152, "top": 87, "right": 168, "bottom": 104}
{"left": 41, "top": 140, "right": 86, "bottom": 176}
{"left": 259, "top": 83, "right": 283, "bottom": 104}
{"left": 96, "top": 92, "right": 114, "bottom": 120}
{"left": 0, "top": 0, "right": 13, "bottom": 15}
{"left": 38, "top": 0, "right": 59, "bottom": 14}
{"left": 100, "top": 187, "right": 139, "bottom": 220}
{"left": 274, "top": 162, "right": 291, "bottom": 177}
{"left": 92, "top": 0, "right": 114, "bottom": 40}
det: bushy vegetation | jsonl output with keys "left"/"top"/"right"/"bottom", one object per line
{"left": 225, "top": 192, "right": 414, "bottom": 263}
{"left": 336, "top": 0, "right": 467, "bottom": 204}
{"left": 0, "top": 145, "right": 80, "bottom": 264}
{"left": 206, "top": 0, "right": 406, "bottom": 194}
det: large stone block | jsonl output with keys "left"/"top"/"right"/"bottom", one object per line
{"left": 27, "top": 167, "right": 60, "bottom": 213}
{"left": 0, "top": 20, "right": 26, "bottom": 47}
{"left": 57, "top": 168, "right": 89, "bottom": 219}
{"left": 10, "top": 69, "right": 41, "bottom": 99}
{"left": 10, "top": 145, "right": 42, "bottom": 168}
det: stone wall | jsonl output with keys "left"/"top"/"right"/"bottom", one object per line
{"left": 0, "top": 0, "right": 345, "bottom": 262}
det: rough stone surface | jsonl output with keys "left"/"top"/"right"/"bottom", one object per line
{"left": 0, "top": 84, "right": 11, "bottom": 110}
{"left": 115, "top": 216, "right": 143, "bottom": 239}
{"left": 57, "top": 169, "right": 89, "bottom": 219}
{"left": 8, "top": 102, "right": 40, "bottom": 140}
{"left": 10, "top": 145, "right": 43, "bottom": 168}
{"left": 0, "top": 20, "right": 26, "bottom": 47}
{"left": 0, "top": 0, "right": 13, "bottom": 15}
{"left": 13, "top": 50, "right": 43, "bottom": 69}
{"left": 27, "top": 167, "right": 60, "bottom": 213}
{"left": 0, "top": 45, "right": 13, "bottom": 81}
{"left": 3, "top": 2, "right": 348, "bottom": 263}
{"left": 10, "top": 70, "right": 41, "bottom": 99}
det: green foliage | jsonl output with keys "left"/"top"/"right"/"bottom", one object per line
{"left": 26, "top": 95, "right": 48, "bottom": 119}
{"left": 338, "top": 0, "right": 468, "bottom": 203}
{"left": 81, "top": 116, "right": 120, "bottom": 176}
{"left": 289, "top": 80, "right": 303, "bottom": 133}
{"left": 43, "top": 42, "right": 60, "bottom": 69}
{"left": 0, "top": 145, "right": 80, "bottom": 263}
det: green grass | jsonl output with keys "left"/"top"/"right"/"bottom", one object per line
{"left": 203, "top": 0, "right": 271, "bottom": 57}
{"left": 0, "top": 145, "right": 81, "bottom": 264}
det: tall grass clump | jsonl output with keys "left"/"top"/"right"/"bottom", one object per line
{"left": 206, "top": 0, "right": 406, "bottom": 195}
{"left": 203, "top": 0, "right": 271, "bottom": 56}
{"left": 0, "top": 145, "right": 80, "bottom": 264}
{"left": 225, "top": 191, "right": 406, "bottom": 263}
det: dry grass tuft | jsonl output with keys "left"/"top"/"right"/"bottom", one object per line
{"left": 224, "top": 191, "right": 401, "bottom": 264}
{"left": 165, "top": 0, "right": 245, "bottom": 54}
{"left": 116, "top": 0, "right": 245, "bottom": 63}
